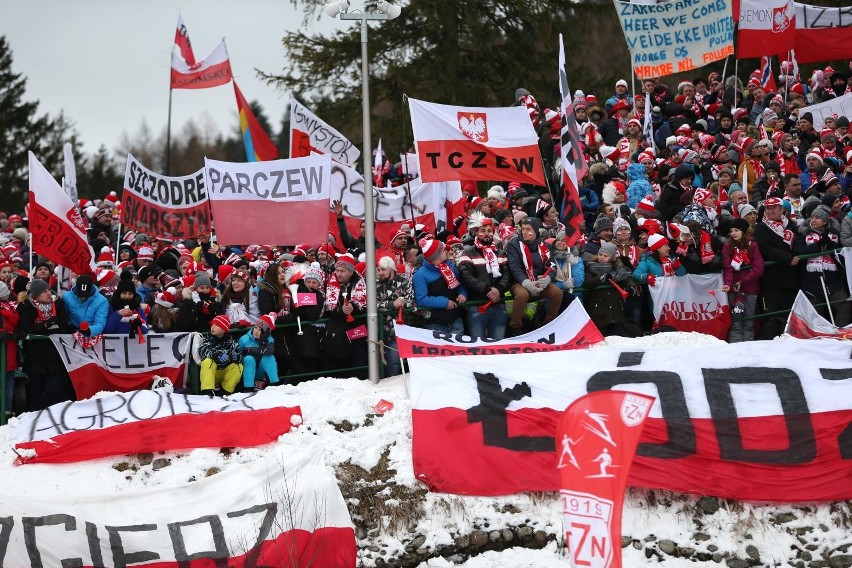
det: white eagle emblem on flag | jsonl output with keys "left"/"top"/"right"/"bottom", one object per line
{"left": 772, "top": 4, "right": 791, "bottom": 33}
{"left": 457, "top": 112, "right": 488, "bottom": 143}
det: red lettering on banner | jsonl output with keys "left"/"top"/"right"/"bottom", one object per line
{"left": 416, "top": 140, "right": 545, "bottom": 186}
{"left": 170, "top": 60, "right": 232, "bottom": 89}
{"left": 30, "top": 201, "right": 94, "bottom": 276}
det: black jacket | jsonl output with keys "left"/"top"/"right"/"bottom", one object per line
{"left": 753, "top": 221, "right": 799, "bottom": 290}
{"left": 18, "top": 297, "right": 74, "bottom": 376}
{"left": 456, "top": 243, "right": 512, "bottom": 301}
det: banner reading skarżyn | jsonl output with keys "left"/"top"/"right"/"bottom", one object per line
{"left": 613, "top": 0, "right": 734, "bottom": 80}
{"left": 0, "top": 447, "right": 356, "bottom": 567}
{"left": 121, "top": 153, "right": 211, "bottom": 239}
{"left": 409, "top": 338, "right": 852, "bottom": 501}
{"left": 394, "top": 299, "right": 603, "bottom": 357}
{"left": 205, "top": 155, "right": 331, "bottom": 245}
{"left": 409, "top": 98, "right": 546, "bottom": 186}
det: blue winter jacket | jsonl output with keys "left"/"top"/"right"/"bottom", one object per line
{"left": 104, "top": 307, "right": 149, "bottom": 335}
{"left": 412, "top": 261, "right": 468, "bottom": 310}
{"left": 632, "top": 253, "right": 687, "bottom": 284}
{"left": 63, "top": 287, "right": 110, "bottom": 335}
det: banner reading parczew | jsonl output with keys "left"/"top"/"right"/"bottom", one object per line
{"left": 613, "top": 0, "right": 734, "bottom": 79}
{"left": 121, "top": 153, "right": 212, "bottom": 239}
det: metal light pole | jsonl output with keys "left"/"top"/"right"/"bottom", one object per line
{"left": 327, "top": 0, "right": 401, "bottom": 383}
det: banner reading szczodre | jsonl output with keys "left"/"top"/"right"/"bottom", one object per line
{"left": 121, "top": 153, "right": 212, "bottom": 239}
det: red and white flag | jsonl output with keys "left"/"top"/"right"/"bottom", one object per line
{"left": 290, "top": 97, "right": 360, "bottom": 164}
{"left": 121, "top": 153, "right": 212, "bottom": 239}
{"left": 738, "top": 0, "right": 795, "bottom": 58}
{"left": 49, "top": 332, "right": 190, "bottom": 399}
{"left": 649, "top": 273, "right": 731, "bottom": 339}
{"left": 409, "top": 98, "right": 546, "bottom": 186}
{"left": 794, "top": 3, "right": 852, "bottom": 64}
{"left": 409, "top": 339, "right": 852, "bottom": 501}
{"left": 558, "top": 33, "right": 589, "bottom": 248}
{"left": 0, "top": 447, "right": 356, "bottom": 567}
{"left": 12, "top": 388, "right": 302, "bottom": 464}
{"left": 394, "top": 299, "right": 603, "bottom": 358}
{"left": 558, "top": 391, "right": 653, "bottom": 568}
{"left": 173, "top": 14, "right": 196, "bottom": 66}
{"left": 785, "top": 289, "right": 852, "bottom": 339}
{"left": 170, "top": 39, "right": 232, "bottom": 90}
{"left": 204, "top": 155, "right": 331, "bottom": 245}
{"left": 28, "top": 151, "right": 97, "bottom": 277}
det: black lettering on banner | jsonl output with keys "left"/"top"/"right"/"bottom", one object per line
{"left": 471, "top": 152, "right": 487, "bottom": 168}
{"left": 126, "top": 390, "right": 163, "bottom": 421}
{"left": 146, "top": 334, "right": 166, "bottom": 367}
{"left": 170, "top": 334, "right": 186, "bottom": 363}
{"left": 86, "top": 521, "right": 106, "bottom": 568}
{"left": 286, "top": 169, "right": 302, "bottom": 196}
{"left": 23, "top": 514, "right": 81, "bottom": 568}
{"left": 253, "top": 172, "right": 269, "bottom": 198}
{"left": 426, "top": 152, "right": 440, "bottom": 168}
{"left": 106, "top": 524, "right": 160, "bottom": 568}
{"left": 156, "top": 178, "right": 169, "bottom": 203}
{"left": 448, "top": 152, "right": 463, "bottom": 169}
{"left": 467, "top": 372, "right": 554, "bottom": 451}
{"left": 207, "top": 168, "right": 221, "bottom": 192}
{"left": 587, "top": 369, "right": 696, "bottom": 459}
{"left": 0, "top": 516, "right": 14, "bottom": 566}
{"left": 235, "top": 173, "right": 251, "bottom": 195}
{"left": 101, "top": 336, "right": 120, "bottom": 369}
{"left": 122, "top": 337, "right": 144, "bottom": 369}
{"left": 185, "top": 177, "right": 198, "bottom": 203}
{"left": 537, "top": 333, "right": 556, "bottom": 345}
{"left": 169, "top": 180, "right": 184, "bottom": 206}
{"left": 819, "top": 366, "right": 852, "bottom": 458}
{"left": 227, "top": 503, "right": 278, "bottom": 567}
{"left": 167, "top": 515, "right": 228, "bottom": 564}
{"left": 703, "top": 368, "right": 816, "bottom": 464}
{"left": 495, "top": 155, "right": 509, "bottom": 169}
{"left": 95, "top": 394, "right": 129, "bottom": 429}
{"left": 269, "top": 170, "right": 285, "bottom": 197}
{"left": 29, "top": 406, "right": 62, "bottom": 439}
{"left": 304, "top": 166, "right": 322, "bottom": 194}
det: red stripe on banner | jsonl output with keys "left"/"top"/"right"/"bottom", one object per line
{"left": 794, "top": 28, "right": 852, "bottom": 64}
{"left": 29, "top": 198, "right": 95, "bottom": 277}
{"left": 656, "top": 306, "right": 731, "bottom": 340}
{"left": 170, "top": 59, "right": 232, "bottom": 89}
{"left": 208, "top": 198, "right": 330, "bottom": 246}
{"left": 412, "top": 408, "right": 852, "bottom": 501}
{"left": 328, "top": 211, "right": 437, "bottom": 254}
{"left": 121, "top": 192, "right": 212, "bottom": 240}
{"left": 16, "top": 406, "right": 302, "bottom": 464}
{"left": 68, "top": 362, "right": 185, "bottom": 400}
{"left": 416, "top": 140, "right": 545, "bottom": 186}
{"left": 737, "top": 29, "right": 795, "bottom": 60}
{"left": 398, "top": 320, "right": 602, "bottom": 358}
{"left": 76, "top": 526, "right": 355, "bottom": 568}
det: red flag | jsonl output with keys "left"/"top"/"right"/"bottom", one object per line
{"left": 170, "top": 39, "right": 232, "bottom": 90}
{"left": 737, "top": 0, "right": 795, "bottom": 58}
{"left": 558, "top": 34, "right": 587, "bottom": 248}
{"left": 28, "top": 151, "right": 97, "bottom": 277}
{"left": 234, "top": 81, "right": 279, "bottom": 162}
{"left": 557, "top": 391, "right": 653, "bottom": 568}
{"left": 173, "top": 14, "right": 196, "bottom": 66}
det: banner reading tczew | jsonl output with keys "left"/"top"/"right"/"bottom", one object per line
{"left": 290, "top": 97, "right": 360, "bottom": 165}
{"left": 50, "top": 332, "right": 190, "bottom": 399}
{"left": 121, "top": 153, "right": 212, "bottom": 239}
{"left": 205, "top": 155, "right": 331, "bottom": 245}
{"left": 613, "top": 0, "right": 734, "bottom": 79}
{"left": 649, "top": 273, "right": 731, "bottom": 339}
{"left": 410, "top": 338, "right": 852, "bottom": 501}
{"left": 0, "top": 447, "right": 356, "bottom": 567}
{"left": 409, "top": 98, "right": 546, "bottom": 186}
{"left": 395, "top": 299, "right": 603, "bottom": 357}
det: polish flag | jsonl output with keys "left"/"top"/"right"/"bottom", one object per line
{"left": 648, "top": 273, "right": 731, "bottom": 339}
{"left": 204, "top": 155, "right": 331, "bottom": 246}
{"left": 290, "top": 97, "right": 360, "bottom": 164}
{"left": 738, "top": 0, "right": 795, "bottom": 58}
{"left": 170, "top": 39, "right": 232, "bottom": 90}
{"left": 28, "top": 151, "right": 97, "bottom": 277}
{"left": 409, "top": 98, "right": 546, "bottom": 186}
{"left": 794, "top": 3, "right": 852, "bottom": 63}
{"left": 785, "top": 290, "right": 852, "bottom": 339}
{"left": 173, "top": 14, "right": 196, "bottom": 66}
{"left": 409, "top": 340, "right": 852, "bottom": 501}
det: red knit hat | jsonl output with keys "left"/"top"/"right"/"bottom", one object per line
{"left": 218, "top": 264, "right": 235, "bottom": 284}
{"left": 257, "top": 313, "right": 276, "bottom": 332}
{"left": 647, "top": 233, "right": 668, "bottom": 252}
{"left": 636, "top": 195, "right": 656, "bottom": 214}
{"left": 211, "top": 315, "right": 231, "bottom": 333}
{"left": 419, "top": 238, "right": 444, "bottom": 261}
{"left": 155, "top": 287, "right": 177, "bottom": 308}
{"left": 693, "top": 188, "right": 713, "bottom": 204}
{"left": 335, "top": 253, "right": 356, "bottom": 271}
{"left": 637, "top": 150, "right": 655, "bottom": 164}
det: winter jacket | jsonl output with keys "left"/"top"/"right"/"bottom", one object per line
{"left": 375, "top": 274, "right": 415, "bottom": 341}
{"left": 657, "top": 165, "right": 693, "bottom": 222}
{"left": 63, "top": 287, "right": 109, "bottom": 336}
{"left": 456, "top": 243, "right": 511, "bottom": 302}
{"left": 753, "top": 220, "right": 799, "bottom": 292}
{"left": 198, "top": 333, "right": 241, "bottom": 370}
{"left": 632, "top": 253, "right": 687, "bottom": 284}
{"left": 793, "top": 219, "right": 847, "bottom": 297}
{"left": 175, "top": 289, "right": 225, "bottom": 333}
{"left": 238, "top": 329, "right": 275, "bottom": 358}
{"left": 0, "top": 301, "right": 19, "bottom": 371}
{"left": 506, "top": 235, "right": 553, "bottom": 284}
{"left": 840, "top": 211, "right": 852, "bottom": 247}
{"left": 104, "top": 307, "right": 149, "bottom": 335}
{"left": 18, "top": 297, "right": 74, "bottom": 376}
{"left": 584, "top": 260, "right": 633, "bottom": 330}
{"left": 721, "top": 240, "right": 765, "bottom": 295}
{"left": 412, "top": 261, "right": 467, "bottom": 325}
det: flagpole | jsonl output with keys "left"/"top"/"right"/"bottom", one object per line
{"left": 734, "top": 57, "right": 739, "bottom": 108}
{"left": 165, "top": 86, "right": 173, "bottom": 176}
{"left": 399, "top": 94, "right": 417, "bottom": 235}
{"left": 114, "top": 221, "right": 122, "bottom": 265}
{"left": 721, "top": 55, "right": 729, "bottom": 93}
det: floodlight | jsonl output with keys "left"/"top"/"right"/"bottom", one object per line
{"left": 325, "top": 0, "right": 350, "bottom": 18}
{"left": 376, "top": 0, "right": 401, "bottom": 19}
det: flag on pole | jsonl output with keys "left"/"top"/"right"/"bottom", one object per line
{"left": 62, "top": 142, "right": 78, "bottom": 204}
{"left": 737, "top": 0, "right": 795, "bottom": 59}
{"left": 289, "top": 97, "right": 360, "bottom": 164}
{"left": 170, "top": 39, "right": 232, "bottom": 90}
{"left": 234, "top": 81, "right": 279, "bottom": 162}
{"left": 28, "top": 152, "right": 97, "bottom": 277}
{"left": 643, "top": 90, "right": 655, "bottom": 155}
{"left": 173, "top": 14, "right": 196, "bottom": 66}
{"left": 557, "top": 33, "right": 588, "bottom": 248}
{"left": 373, "top": 138, "right": 384, "bottom": 186}
{"left": 760, "top": 56, "right": 777, "bottom": 92}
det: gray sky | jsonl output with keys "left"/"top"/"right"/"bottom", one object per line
{"left": 2, "top": 0, "right": 338, "bottom": 157}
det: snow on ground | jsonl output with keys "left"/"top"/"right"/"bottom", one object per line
{"left": 1, "top": 332, "right": 850, "bottom": 567}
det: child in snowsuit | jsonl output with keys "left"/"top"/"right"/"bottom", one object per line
{"left": 198, "top": 315, "right": 242, "bottom": 397}
{"left": 238, "top": 313, "right": 279, "bottom": 391}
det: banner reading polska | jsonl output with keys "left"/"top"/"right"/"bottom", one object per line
{"left": 614, "top": 0, "right": 734, "bottom": 80}
{"left": 205, "top": 155, "right": 332, "bottom": 245}
{"left": 28, "top": 152, "right": 97, "bottom": 277}
{"left": 0, "top": 448, "right": 357, "bottom": 567}
{"left": 170, "top": 39, "right": 232, "bottom": 89}
{"left": 290, "top": 97, "right": 360, "bottom": 165}
{"left": 409, "top": 98, "right": 546, "bottom": 186}
{"left": 649, "top": 273, "right": 731, "bottom": 339}
{"left": 50, "top": 332, "right": 190, "bottom": 399}
{"left": 121, "top": 153, "right": 211, "bottom": 239}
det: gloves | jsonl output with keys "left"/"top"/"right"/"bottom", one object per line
{"left": 646, "top": 275, "right": 657, "bottom": 287}
{"left": 599, "top": 273, "right": 612, "bottom": 284}
{"left": 521, "top": 279, "right": 539, "bottom": 295}
{"left": 564, "top": 277, "right": 575, "bottom": 289}
{"left": 672, "top": 258, "right": 682, "bottom": 271}
{"left": 79, "top": 322, "right": 91, "bottom": 337}
{"left": 536, "top": 275, "right": 552, "bottom": 289}
{"left": 217, "top": 352, "right": 230, "bottom": 365}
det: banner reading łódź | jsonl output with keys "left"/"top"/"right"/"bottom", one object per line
{"left": 121, "top": 153, "right": 211, "bottom": 240}
{"left": 204, "top": 155, "right": 331, "bottom": 245}
{"left": 613, "top": 0, "right": 734, "bottom": 79}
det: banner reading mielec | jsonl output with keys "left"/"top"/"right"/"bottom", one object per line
{"left": 121, "top": 153, "right": 211, "bottom": 239}
{"left": 613, "top": 0, "right": 734, "bottom": 79}
{"left": 204, "top": 155, "right": 331, "bottom": 245}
